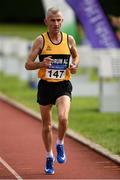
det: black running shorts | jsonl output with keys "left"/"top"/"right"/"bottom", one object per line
{"left": 37, "top": 79, "right": 72, "bottom": 105}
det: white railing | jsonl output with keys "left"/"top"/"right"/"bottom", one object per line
{"left": 0, "top": 36, "right": 35, "bottom": 81}
{"left": 78, "top": 46, "right": 120, "bottom": 78}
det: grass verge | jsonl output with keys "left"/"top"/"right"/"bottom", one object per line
{"left": 0, "top": 23, "right": 47, "bottom": 40}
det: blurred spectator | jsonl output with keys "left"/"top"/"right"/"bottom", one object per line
{"left": 109, "top": 15, "right": 120, "bottom": 43}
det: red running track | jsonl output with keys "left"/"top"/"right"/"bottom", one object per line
{"left": 0, "top": 99, "right": 120, "bottom": 179}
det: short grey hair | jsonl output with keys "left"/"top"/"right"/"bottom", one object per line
{"left": 46, "top": 7, "right": 62, "bottom": 17}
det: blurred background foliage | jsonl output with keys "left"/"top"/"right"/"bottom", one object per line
{"left": 0, "top": 0, "right": 120, "bottom": 23}
{"left": 0, "top": 0, "right": 45, "bottom": 23}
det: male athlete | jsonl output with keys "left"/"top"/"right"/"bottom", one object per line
{"left": 25, "top": 7, "right": 79, "bottom": 175}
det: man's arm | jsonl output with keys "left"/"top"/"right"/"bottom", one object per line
{"left": 25, "top": 36, "right": 53, "bottom": 70}
{"left": 68, "top": 35, "right": 80, "bottom": 74}
{"left": 25, "top": 36, "right": 42, "bottom": 70}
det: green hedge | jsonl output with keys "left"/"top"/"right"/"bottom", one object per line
{"left": 0, "top": 0, "right": 45, "bottom": 23}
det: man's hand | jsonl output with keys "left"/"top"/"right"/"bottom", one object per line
{"left": 41, "top": 56, "right": 53, "bottom": 68}
{"left": 69, "top": 63, "right": 78, "bottom": 74}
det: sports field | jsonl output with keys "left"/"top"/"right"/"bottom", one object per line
{"left": 0, "top": 24, "right": 120, "bottom": 156}
{"left": 1, "top": 99, "right": 120, "bottom": 179}
{"left": 0, "top": 72, "right": 120, "bottom": 155}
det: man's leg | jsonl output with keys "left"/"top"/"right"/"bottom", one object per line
{"left": 40, "top": 104, "right": 53, "bottom": 153}
{"left": 56, "top": 95, "right": 71, "bottom": 163}
{"left": 40, "top": 104, "right": 54, "bottom": 174}
{"left": 56, "top": 95, "right": 70, "bottom": 141}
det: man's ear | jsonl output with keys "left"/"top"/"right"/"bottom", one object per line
{"left": 44, "top": 18, "right": 47, "bottom": 25}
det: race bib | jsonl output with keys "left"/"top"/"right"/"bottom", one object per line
{"left": 46, "top": 69, "right": 66, "bottom": 79}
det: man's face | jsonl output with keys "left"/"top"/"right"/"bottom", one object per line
{"left": 45, "top": 12, "right": 63, "bottom": 34}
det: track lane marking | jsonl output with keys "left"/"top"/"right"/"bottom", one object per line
{"left": 0, "top": 156, "right": 23, "bottom": 180}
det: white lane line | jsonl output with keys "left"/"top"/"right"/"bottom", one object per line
{"left": 0, "top": 156, "right": 23, "bottom": 180}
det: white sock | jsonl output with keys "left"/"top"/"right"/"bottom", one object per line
{"left": 46, "top": 150, "right": 54, "bottom": 158}
{"left": 56, "top": 138, "right": 64, "bottom": 145}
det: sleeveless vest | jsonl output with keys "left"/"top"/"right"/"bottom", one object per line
{"left": 38, "top": 32, "right": 71, "bottom": 82}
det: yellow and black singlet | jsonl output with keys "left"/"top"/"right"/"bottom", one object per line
{"left": 38, "top": 32, "right": 71, "bottom": 82}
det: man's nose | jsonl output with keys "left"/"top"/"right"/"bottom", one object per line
{"left": 54, "top": 20, "right": 59, "bottom": 25}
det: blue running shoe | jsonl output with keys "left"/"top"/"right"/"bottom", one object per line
{"left": 56, "top": 144, "right": 66, "bottom": 163}
{"left": 45, "top": 157, "right": 55, "bottom": 175}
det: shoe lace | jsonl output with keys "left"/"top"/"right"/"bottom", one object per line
{"left": 57, "top": 145, "right": 64, "bottom": 157}
{"left": 46, "top": 157, "right": 53, "bottom": 169}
